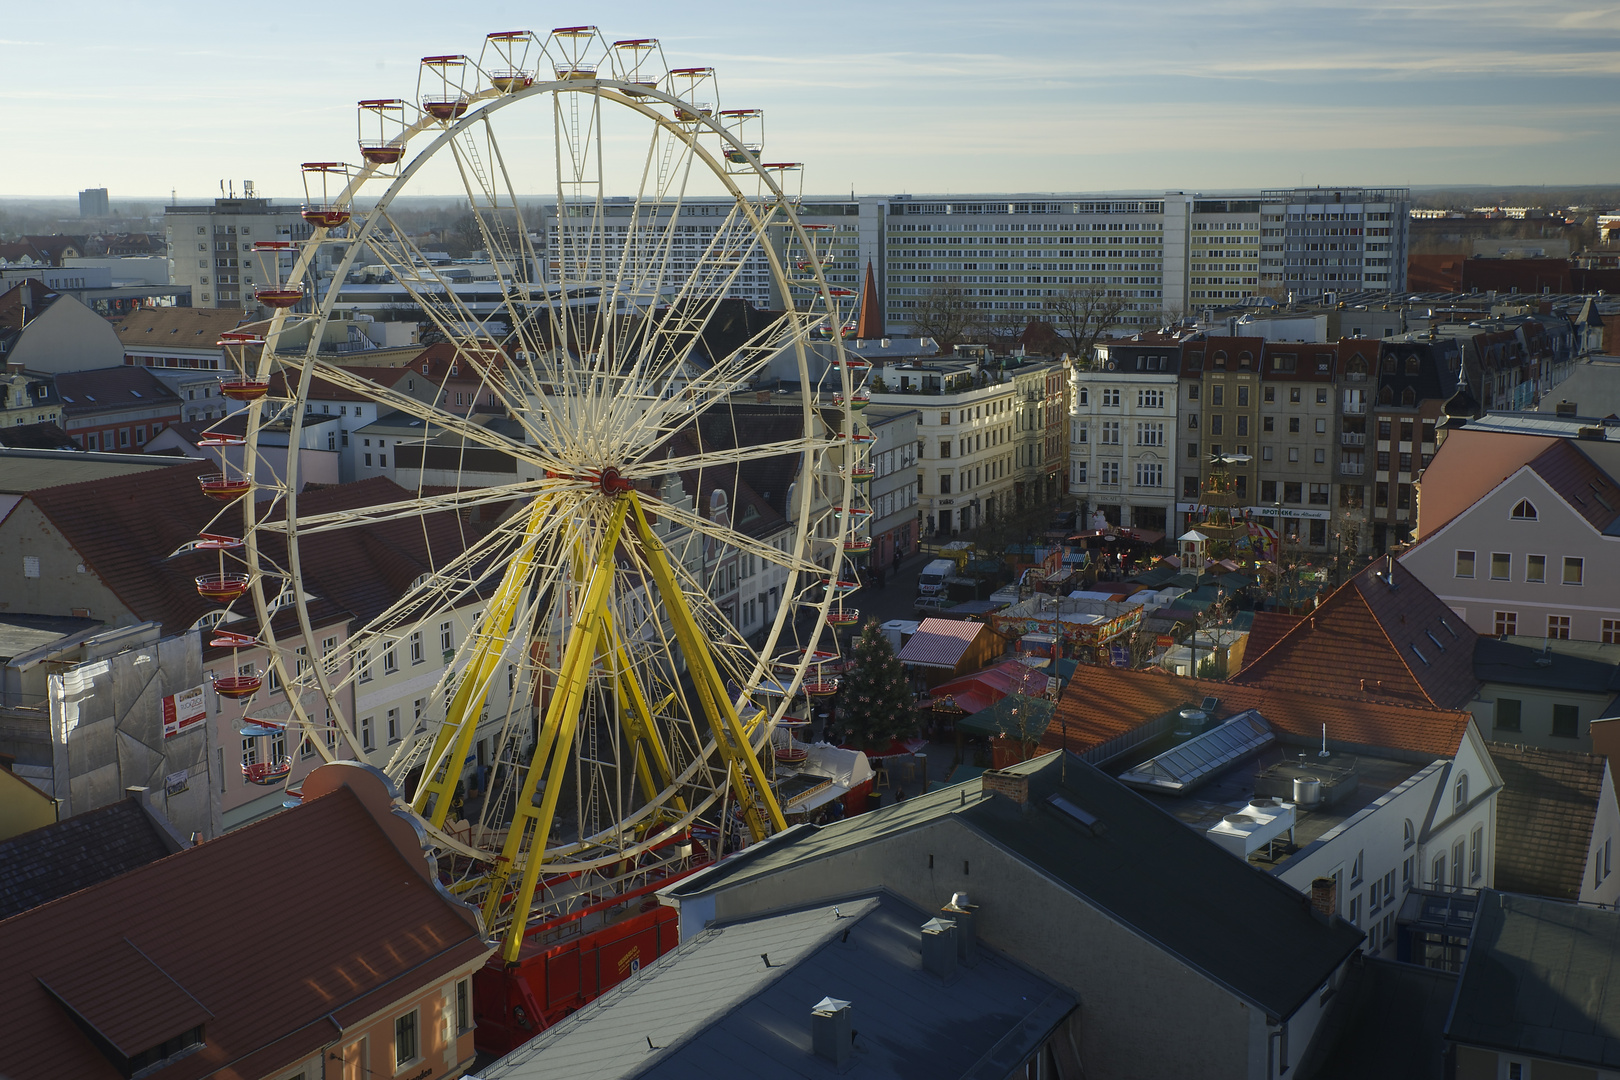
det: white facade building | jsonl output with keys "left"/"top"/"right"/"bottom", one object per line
{"left": 1070, "top": 341, "right": 1180, "bottom": 531}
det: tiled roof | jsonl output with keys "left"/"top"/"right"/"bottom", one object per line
{"left": 928, "top": 659, "right": 1048, "bottom": 714}
{"left": 1527, "top": 438, "right": 1620, "bottom": 534}
{"left": 0, "top": 798, "right": 178, "bottom": 920}
{"left": 266, "top": 364, "right": 417, "bottom": 400}
{"left": 0, "top": 779, "right": 488, "bottom": 1080}
{"left": 55, "top": 367, "right": 182, "bottom": 418}
{"left": 1240, "top": 612, "right": 1301, "bottom": 669}
{"left": 25, "top": 464, "right": 481, "bottom": 636}
{"left": 896, "top": 617, "right": 988, "bottom": 669}
{"left": 1045, "top": 665, "right": 1473, "bottom": 761}
{"left": 1487, "top": 743, "right": 1605, "bottom": 901}
{"left": 1230, "top": 559, "right": 1479, "bottom": 710}
{"left": 112, "top": 306, "right": 249, "bottom": 347}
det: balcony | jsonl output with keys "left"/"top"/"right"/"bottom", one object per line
{"left": 1341, "top": 432, "right": 1366, "bottom": 446}
{"left": 1340, "top": 461, "right": 1365, "bottom": 476}
{"left": 1343, "top": 401, "right": 1367, "bottom": 415}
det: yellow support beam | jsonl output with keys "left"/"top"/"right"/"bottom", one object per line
{"left": 625, "top": 491, "right": 786, "bottom": 840}
{"left": 603, "top": 611, "right": 684, "bottom": 812}
{"left": 486, "top": 500, "right": 630, "bottom": 962}
{"left": 414, "top": 496, "right": 552, "bottom": 828}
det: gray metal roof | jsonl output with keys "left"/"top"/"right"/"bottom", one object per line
{"left": 1446, "top": 891, "right": 1620, "bottom": 1068}
{"left": 0, "top": 448, "right": 177, "bottom": 495}
{"left": 668, "top": 753, "right": 1365, "bottom": 1020}
{"left": 476, "top": 893, "right": 1074, "bottom": 1080}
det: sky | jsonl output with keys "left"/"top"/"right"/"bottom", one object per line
{"left": 5, "top": 0, "right": 1619, "bottom": 202}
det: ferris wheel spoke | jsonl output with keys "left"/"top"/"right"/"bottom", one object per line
{"left": 634, "top": 435, "right": 824, "bottom": 477}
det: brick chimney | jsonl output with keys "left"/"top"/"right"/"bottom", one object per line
{"left": 1310, "top": 877, "right": 1337, "bottom": 919}
{"left": 981, "top": 769, "right": 1028, "bottom": 805}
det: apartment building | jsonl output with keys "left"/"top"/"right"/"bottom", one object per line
{"left": 1071, "top": 337, "right": 1181, "bottom": 532}
{"left": 1262, "top": 187, "right": 1410, "bottom": 298}
{"left": 1187, "top": 198, "right": 1263, "bottom": 306}
{"left": 164, "top": 196, "right": 319, "bottom": 309}
{"left": 883, "top": 196, "right": 1171, "bottom": 334}
{"left": 1177, "top": 336, "right": 1265, "bottom": 534}
{"left": 870, "top": 358, "right": 1037, "bottom": 537}
{"left": 863, "top": 405, "right": 921, "bottom": 568}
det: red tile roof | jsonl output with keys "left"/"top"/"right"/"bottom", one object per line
{"left": 1044, "top": 664, "right": 1473, "bottom": 761}
{"left": 25, "top": 465, "right": 486, "bottom": 635}
{"left": 1230, "top": 559, "right": 1479, "bottom": 710}
{"left": 1527, "top": 439, "right": 1620, "bottom": 534}
{"left": 896, "top": 617, "right": 990, "bottom": 669}
{"left": 1240, "top": 612, "right": 1302, "bottom": 669}
{"left": 928, "top": 659, "right": 1049, "bottom": 714}
{"left": 0, "top": 775, "right": 488, "bottom": 1080}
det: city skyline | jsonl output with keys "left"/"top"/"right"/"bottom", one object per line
{"left": 6, "top": 0, "right": 1619, "bottom": 201}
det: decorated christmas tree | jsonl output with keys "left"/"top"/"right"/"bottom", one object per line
{"left": 834, "top": 620, "right": 917, "bottom": 749}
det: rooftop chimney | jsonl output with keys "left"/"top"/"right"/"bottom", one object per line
{"left": 921, "top": 917, "right": 959, "bottom": 979}
{"left": 1556, "top": 400, "right": 1578, "bottom": 417}
{"left": 811, "top": 997, "right": 852, "bottom": 1067}
{"left": 981, "top": 769, "right": 1029, "bottom": 805}
{"left": 1310, "top": 877, "right": 1337, "bottom": 919}
{"left": 942, "top": 892, "right": 980, "bottom": 968}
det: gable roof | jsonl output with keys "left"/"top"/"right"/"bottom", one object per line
{"left": 1526, "top": 438, "right": 1620, "bottom": 535}
{"left": 928, "top": 658, "right": 1049, "bottom": 714}
{"left": 668, "top": 753, "right": 1365, "bottom": 1021}
{"left": 0, "top": 777, "right": 488, "bottom": 1080}
{"left": 1446, "top": 890, "right": 1620, "bottom": 1068}
{"left": 1240, "top": 611, "right": 1302, "bottom": 669}
{"left": 1486, "top": 744, "right": 1605, "bottom": 902}
{"left": 112, "top": 306, "right": 249, "bottom": 348}
{"left": 1230, "top": 559, "right": 1479, "bottom": 710}
{"left": 1045, "top": 664, "right": 1474, "bottom": 761}
{"left": 896, "top": 617, "right": 989, "bottom": 669}
{"left": 0, "top": 798, "right": 179, "bottom": 920}
{"left": 23, "top": 463, "right": 481, "bottom": 636}
{"left": 55, "top": 366, "right": 182, "bottom": 418}
{"left": 482, "top": 893, "right": 1074, "bottom": 1080}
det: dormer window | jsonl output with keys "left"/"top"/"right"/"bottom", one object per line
{"left": 1511, "top": 499, "right": 1537, "bottom": 521}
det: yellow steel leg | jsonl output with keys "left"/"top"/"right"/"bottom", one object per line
{"left": 414, "top": 496, "right": 552, "bottom": 828}
{"left": 625, "top": 491, "right": 786, "bottom": 840}
{"left": 485, "top": 500, "right": 630, "bottom": 961}
{"left": 603, "top": 611, "right": 684, "bottom": 812}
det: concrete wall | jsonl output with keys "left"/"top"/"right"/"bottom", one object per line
{"left": 0, "top": 500, "right": 136, "bottom": 626}
{"left": 702, "top": 814, "right": 1271, "bottom": 1080}
{"left": 8, "top": 294, "right": 125, "bottom": 374}
{"left": 1471, "top": 682, "right": 1610, "bottom": 753}
{"left": 46, "top": 624, "right": 219, "bottom": 838}
{"left": 1405, "top": 467, "right": 1620, "bottom": 643}
{"left": 1580, "top": 763, "right": 1620, "bottom": 907}
{"left": 1276, "top": 760, "right": 1450, "bottom": 958}
{"left": 1413, "top": 428, "right": 1555, "bottom": 540}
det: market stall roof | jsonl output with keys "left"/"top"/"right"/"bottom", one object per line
{"left": 928, "top": 659, "right": 1051, "bottom": 714}
{"left": 895, "top": 617, "right": 991, "bottom": 669}
{"left": 956, "top": 693, "right": 1056, "bottom": 739}
{"left": 1068, "top": 528, "right": 1166, "bottom": 545}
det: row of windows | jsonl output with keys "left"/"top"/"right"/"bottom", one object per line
{"left": 1456, "top": 551, "right": 1582, "bottom": 585}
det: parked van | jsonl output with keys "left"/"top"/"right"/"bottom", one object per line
{"left": 917, "top": 558, "right": 955, "bottom": 596}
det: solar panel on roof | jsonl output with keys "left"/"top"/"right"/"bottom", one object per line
{"left": 1118, "top": 710, "right": 1275, "bottom": 794}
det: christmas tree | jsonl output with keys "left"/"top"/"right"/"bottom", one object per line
{"left": 834, "top": 620, "right": 917, "bottom": 750}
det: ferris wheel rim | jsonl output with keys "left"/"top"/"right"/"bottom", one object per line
{"left": 231, "top": 56, "right": 869, "bottom": 926}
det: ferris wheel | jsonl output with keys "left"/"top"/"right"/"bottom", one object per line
{"left": 198, "top": 27, "right": 875, "bottom": 963}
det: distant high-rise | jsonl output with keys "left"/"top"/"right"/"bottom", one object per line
{"left": 78, "top": 188, "right": 110, "bottom": 218}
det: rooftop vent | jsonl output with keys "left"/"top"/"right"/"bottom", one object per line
{"left": 1556, "top": 400, "right": 1578, "bottom": 417}
{"left": 811, "top": 997, "right": 852, "bottom": 1067}
{"left": 921, "top": 917, "right": 958, "bottom": 979}
{"left": 1207, "top": 797, "right": 1298, "bottom": 858}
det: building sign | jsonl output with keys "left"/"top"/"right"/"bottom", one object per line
{"left": 162, "top": 685, "right": 207, "bottom": 738}
{"left": 165, "top": 769, "right": 190, "bottom": 797}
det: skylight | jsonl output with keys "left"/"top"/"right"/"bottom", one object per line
{"left": 1119, "top": 710, "right": 1274, "bottom": 794}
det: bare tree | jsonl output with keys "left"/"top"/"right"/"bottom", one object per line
{"left": 988, "top": 285, "right": 1127, "bottom": 368}
{"left": 909, "top": 286, "right": 985, "bottom": 354}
